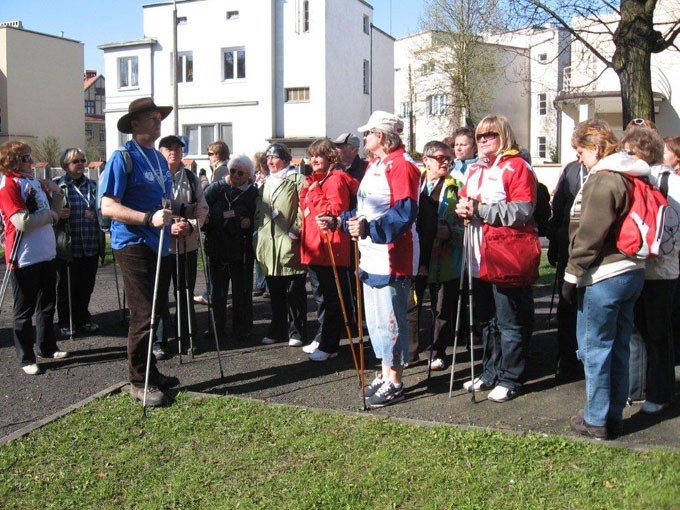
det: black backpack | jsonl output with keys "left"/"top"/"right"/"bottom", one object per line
{"left": 534, "top": 181, "right": 552, "bottom": 238}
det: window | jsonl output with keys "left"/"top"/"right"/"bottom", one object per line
{"left": 226, "top": 11, "right": 239, "bottom": 20}
{"left": 538, "top": 53, "right": 547, "bottom": 62}
{"left": 85, "top": 128, "right": 93, "bottom": 141}
{"left": 85, "top": 100, "right": 95, "bottom": 115}
{"left": 94, "top": 87, "right": 105, "bottom": 96}
{"left": 223, "top": 48, "right": 246, "bottom": 80}
{"left": 285, "top": 87, "right": 310, "bottom": 103}
{"left": 174, "top": 52, "right": 193, "bottom": 83}
{"left": 118, "top": 56, "right": 138, "bottom": 88}
{"left": 399, "top": 102, "right": 411, "bottom": 118}
{"left": 537, "top": 93, "right": 547, "bottom": 115}
{"left": 537, "top": 136, "right": 547, "bottom": 159}
{"left": 363, "top": 14, "right": 370, "bottom": 34}
{"left": 363, "top": 60, "right": 370, "bottom": 95}
{"left": 177, "top": 16, "right": 187, "bottom": 25}
{"left": 296, "top": 0, "right": 309, "bottom": 33}
{"left": 99, "top": 129, "right": 106, "bottom": 142}
{"left": 421, "top": 61, "right": 435, "bottom": 75}
{"left": 183, "top": 123, "right": 233, "bottom": 156}
{"left": 428, "top": 94, "right": 447, "bottom": 116}
{"left": 302, "top": 1, "right": 310, "bottom": 33}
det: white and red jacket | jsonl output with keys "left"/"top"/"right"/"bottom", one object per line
{"left": 354, "top": 147, "right": 420, "bottom": 284}
{"left": 460, "top": 150, "right": 537, "bottom": 276}
{"left": 0, "top": 172, "right": 56, "bottom": 268}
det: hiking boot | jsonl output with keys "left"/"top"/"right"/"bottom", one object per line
{"left": 153, "top": 345, "right": 168, "bottom": 360}
{"left": 129, "top": 385, "right": 168, "bottom": 407}
{"left": 363, "top": 373, "right": 384, "bottom": 398}
{"left": 21, "top": 363, "right": 42, "bottom": 375}
{"left": 367, "top": 381, "right": 404, "bottom": 409}
{"left": 569, "top": 413, "right": 609, "bottom": 440}
{"left": 302, "top": 340, "right": 320, "bottom": 354}
{"left": 156, "top": 373, "right": 180, "bottom": 390}
{"left": 487, "top": 385, "right": 517, "bottom": 403}
{"left": 309, "top": 349, "right": 337, "bottom": 362}
{"left": 463, "top": 377, "right": 492, "bottom": 392}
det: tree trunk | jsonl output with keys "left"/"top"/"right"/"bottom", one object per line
{"left": 612, "top": 0, "right": 656, "bottom": 124}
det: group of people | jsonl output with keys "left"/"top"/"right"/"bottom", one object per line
{"left": 1, "top": 95, "right": 678, "bottom": 428}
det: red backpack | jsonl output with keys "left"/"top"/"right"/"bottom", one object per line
{"left": 615, "top": 174, "right": 668, "bottom": 260}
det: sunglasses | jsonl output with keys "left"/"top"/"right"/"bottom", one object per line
{"left": 427, "top": 154, "right": 452, "bottom": 164}
{"left": 229, "top": 168, "right": 247, "bottom": 177}
{"left": 631, "top": 118, "right": 647, "bottom": 126}
{"left": 71, "top": 158, "right": 87, "bottom": 164}
{"left": 21, "top": 154, "right": 33, "bottom": 163}
{"left": 207, "top": 151, "right": 215, "bottom": 156}
{"left": 476, "top": 132, "right": 499, "bottom": 141}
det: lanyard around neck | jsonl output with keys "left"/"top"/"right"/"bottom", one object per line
{"left": 132, "top": 140, "right": 167, "bottom": 200}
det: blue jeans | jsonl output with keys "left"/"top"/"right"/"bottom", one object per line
{"left": 476, "top": 282, "right": 534, "bottom": 391}
{"left": 577, "top": 269, "right": 645, "bottom": 427}
{"left": 364, "top": 279, "right": 411, "bottom": 367}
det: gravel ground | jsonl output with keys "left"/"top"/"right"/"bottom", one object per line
{"left": 1, "top": 260, "right": 678, "bottom": 449}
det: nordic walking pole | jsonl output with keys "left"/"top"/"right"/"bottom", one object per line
{"left": 66, "top": 264, "right": 74, "bottom": 341}
{"left": 110, "top": 239, "right": 125, "bottom": 323}
{"left": 427, "top": 236, "right": 445, "bottom": 383}
{"left": 353, "top": 238, "right": 367, "bottom": 411}
{"left": 142, "top": 222, "right": 166, "bottom": 418}
{"left": 449, "top": 225, "right": 469, "bottom": 397}
{"left": 547, "top": 262, "right": 559, "bottom": 327}
{"left": 465, "top": 227, "right": 477, "bottom": 404}
{"left": 322, "top": 231, "right": 363, "bottom": 388}
{"left": 183, "top": 236, "right": 195, "bottom": 358}
{"left": 175, "top": 236, "right": 184, "bottom": 364}
{"left": 0, "top": 230, "right": 24, "bottom": 314}
{"left": 197, "top": 223, "right": 225, "bottom": 381}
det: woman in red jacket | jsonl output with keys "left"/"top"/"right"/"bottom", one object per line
{"left": 300, "top": 138, "right": 359, "bottom": 361}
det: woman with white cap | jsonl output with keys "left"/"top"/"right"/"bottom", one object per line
{"left": 322, "top": 111, "right": 420, "bottom": 408}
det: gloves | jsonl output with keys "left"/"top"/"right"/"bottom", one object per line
{"left": 561, "top": 281, "right": 576, "bottom": 305}
{"left": 199, "top": 168, "right": 207, "bottom": 176}
{"left": 25, "top": 189, "right": 38, "bottom": 213}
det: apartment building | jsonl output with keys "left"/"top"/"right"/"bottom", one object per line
{"left": 0, "top": 21, "right": 84, "bottom": 149}
{"left": 99, "top": 0, "right": 395, "bottom": 165}
{"left": 83, "top": 70, "right": 106, "bottom": 162}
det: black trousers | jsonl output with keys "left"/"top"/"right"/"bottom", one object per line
{"left": 11, "top": 259, "right": 60, "bottom": 365}
{"left": 56, "top": 254, "right": 99, "bottom": 329}
{"left": 308, "top": 265, "right": 353, "bottom": 353}
{"left": 265, "top": 274, "right": 307, "bottom": 342}
{"left": 210, "top": 255, "right": 254, "bottom": 339}
{"left": 114, "top": 245, "right": 172, "bottom": 385}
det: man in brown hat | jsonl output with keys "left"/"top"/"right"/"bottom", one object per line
{"left": 99, "top": 97, "right": 178, "bottom": 406}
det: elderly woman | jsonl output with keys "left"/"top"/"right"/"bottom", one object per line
{"left": 255, "top": 143, "right": 307, "bottom": 346}
{"left": 53, "top": 148, "right": 100, "bottom": 337}
{"left": 204, "top": 154, "right": 259, "bottom": 342}
{"left": 562, "top": 119, "right": 646, "bottom": 440}
{"left": 621, "top": 126, "right": 680, "bottom": 415}
{"left": 455, "top": 114, "right": 538, "bottom": 403}
{"left": 0, "top": 141, "right": 69, "bottom": 375}
{"left": 339, "top": 111, "right": 420, "bottom": 408}
{"left": 200, "top": 140, "right": 230, "bottom": 190}
{"left": 300, "top": 138, "right": 359, "bottom": 361}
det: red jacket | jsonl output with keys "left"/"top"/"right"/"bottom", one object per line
{"left": 300, "top": 169, "right": 359, "bottom": 266}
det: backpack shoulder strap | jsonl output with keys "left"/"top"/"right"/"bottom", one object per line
{"left": 117, "top": 146, "right": 133, "bottom": 175}
{"left": 184, "top": 168, "right": 197, "bottom": 202}
{"left": 660, "top": 172, "right": 670, "bottom": 198}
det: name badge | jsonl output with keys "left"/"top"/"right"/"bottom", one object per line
{"left": 223, "top": 210, "right": 236, "bottom": 219}
{"left": 271, "top": 208, "right": 279, "bottom": 219}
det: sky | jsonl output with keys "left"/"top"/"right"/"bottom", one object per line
{"left": 1, "top": 0, "right": 426, "bottom": 74}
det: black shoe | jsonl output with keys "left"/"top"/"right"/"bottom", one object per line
{"left": 153, "top": 345, "right": 168, "bottom": 360}
{"left": 569, "top": 413, "right": 609, "bottom": 440}
{"left": 156, "top": 373, "right": 180, "bottom": 390}
{"left": 129, "top": 385, "right": 168, "bottom": 407}
{"left": 78, "top": 322, "right": 100, "bottom": 335}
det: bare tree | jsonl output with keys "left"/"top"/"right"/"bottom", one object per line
{"left": 419, "top": 0, "right": 503, "bottom": 128}
{"left": 31, "top": 136, "right": 62, "bottom": 167}
{"left": 509, "top": 0, "right": 680, "bottom": 124}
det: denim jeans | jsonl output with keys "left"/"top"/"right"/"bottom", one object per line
{"left": 475, "top": 282, "right": 534, "bottom": 391}
{"left": 577, "top": 269, "right": 645, "bottom": 427}
{"left": 364, "top": 278, "right": 411, "bottom": 367}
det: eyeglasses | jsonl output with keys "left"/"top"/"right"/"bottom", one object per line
{"left": 363, "top": 129, "right": 380, "bottom": 138}
{"left": 71, "top": 158, "right": 87, "bottom": 164}
{"left": 427, "top": 154, "right": 452, "bottom": 164}
{"left": 476, "top": 132, "right": 499, "bottom": 142}
{"left": 207, "top": 151, "right": 215, "bottom": 156}
{"left": 21, "top": 154, "right": 33, "bottom": 163}
{"left": 229, "top": 168, "right": 247, "bottom": 177}
{"left": 631, "top": 118, "right": 646, "bottom": 126}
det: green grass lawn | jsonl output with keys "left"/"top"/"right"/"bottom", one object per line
{"left": 1, "top": 393, "right": 678, "bottom": 509}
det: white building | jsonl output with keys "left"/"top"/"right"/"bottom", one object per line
{"left": 0, "top": 22, "right": 84, "bottom": 150}
{"left": 100, "top": 0, "right": 395, "bottom": 166}
{"left": 394, "top": 26, "right": 570, "bottom": 165}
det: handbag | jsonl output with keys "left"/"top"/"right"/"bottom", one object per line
{"left": 478, "top": 224, "right": 540, "bottom": 287}
{"left": 54, "top": 227, "right": 73, "bottom": 262}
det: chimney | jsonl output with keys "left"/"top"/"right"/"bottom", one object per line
{"left": 0, "top": 20, "right": 24, "bottom": 29}
{"left": 84, "top": 70, "right": 97, "bottom": 80}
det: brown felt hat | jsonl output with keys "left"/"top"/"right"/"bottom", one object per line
{"left": 117, "top": 97, "right": 172, "bottom": 134}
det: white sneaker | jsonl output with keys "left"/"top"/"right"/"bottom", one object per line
{"left": 463, "top": 377, "right": 492, "bottom": 392}
{"left": 288, "top": 338, "right": 304, "bottom": 347}
{"left": 51, "top": 350, "right": 70, "bottom": 359}
{"left": 309, "top": 349, "right": 337, "bottom": 362}
{"left": 428, "top": 358, "right": 445, "bottom": 371}
{"left": 640, "top": 401, "right": 668, "bottom": 414}
{"left": 487, "top": 385, "right": 517, "bottom": 403}
{"left": 261, "top": 337, "right": 277, "bottom": 345}
{"left": 22, "top": 363, "right": 42, "bottom": 375}
{"left": 302, "top": 340, "right": 320, "bottom": 354}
